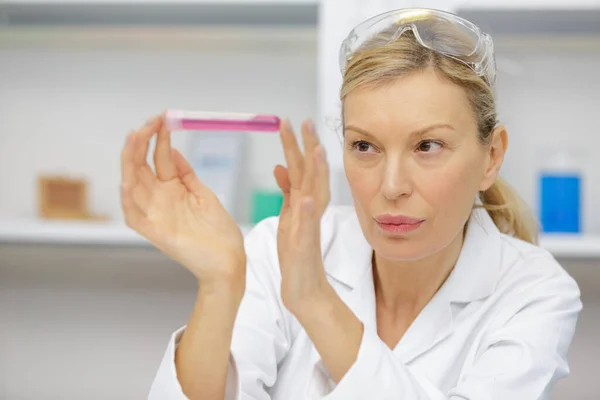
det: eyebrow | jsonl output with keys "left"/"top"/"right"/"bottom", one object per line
{"left": 344, "top": 123, "right": 455, "bottom": 139}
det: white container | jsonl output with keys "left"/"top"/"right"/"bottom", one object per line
{"left": 187, "top": 131, "right": 246, "bottom": 217}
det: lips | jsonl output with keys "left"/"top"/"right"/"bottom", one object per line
{"left": 374, "top": 214, "right": 425, "bottom": 234}
{"left": 375, "top": 214, "right": 424, "bottom": 225}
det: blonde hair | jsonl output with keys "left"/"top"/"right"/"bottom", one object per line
{"left": 340, "top": 24, "right": 539, "bottom": 244}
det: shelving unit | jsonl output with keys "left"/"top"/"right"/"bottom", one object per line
{"left": 1, "top": 219, "right": 598, "bottom": 258}
{"left": 455, "top": 6, "right": 600, "bottom": 36}
{"left": 2, "top": 0, "right": 598, "bottom": 33}
{"left": 0, "top": 1, "right": 319, "bottom": 27}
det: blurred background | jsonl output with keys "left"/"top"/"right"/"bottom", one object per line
{"left": 0, "top": 0, "right": 599, "bottom": 398}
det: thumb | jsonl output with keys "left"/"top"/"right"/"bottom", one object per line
{"left": 273, "top": 165, "right": 291, "bottom": 213}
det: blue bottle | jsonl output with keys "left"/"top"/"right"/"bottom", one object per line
{"left": 539, "top": 151, "right": 582, "bottom": 234}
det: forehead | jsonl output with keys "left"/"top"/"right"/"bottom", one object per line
{"left": 343, "top": 68, "right": 476, "bottom": 134}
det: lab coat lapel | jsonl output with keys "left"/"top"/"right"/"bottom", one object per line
{"left": 395, "top": 208, "right": 502, "bottom": 364}
{"left": 343, "top": 263, "right": 378, "bottom": 333}
{"left": 321, "top": 208, "right": 377, "bottom": 330}
{"left": 320, "top": 206, "right": 502, "bottom": 364}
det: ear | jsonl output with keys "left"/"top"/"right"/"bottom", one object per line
{"left": 479, "top": 125, "right": 508, "bottom": 191}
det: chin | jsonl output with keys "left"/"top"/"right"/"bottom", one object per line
{"left": 368, "top": 234, "right": 429, "bottom": 261}
{"left": 368, "top": 225, "right": 443, "bottom": 262}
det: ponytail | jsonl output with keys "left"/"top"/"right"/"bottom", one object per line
{"left": 478, "top": 177, "right": 539, "bottom": 245}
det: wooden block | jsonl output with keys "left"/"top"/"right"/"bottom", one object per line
{"left": 38, "top": 176, "right": 89, "bottom": 220}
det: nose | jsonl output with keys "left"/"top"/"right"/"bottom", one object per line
{"left": 380, "top": 154, "right": 412, "bottom": 201}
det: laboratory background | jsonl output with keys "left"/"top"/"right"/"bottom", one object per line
{"left": 0, "top": 0, "right": 599, "bottom": 398}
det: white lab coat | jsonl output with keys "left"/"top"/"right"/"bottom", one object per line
{"left": 148, "top": 205, "right": 582, "bottom": 400}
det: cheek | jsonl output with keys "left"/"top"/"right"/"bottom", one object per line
{"left": 417, "top": 155, "right": 484, "bottom": 218}
{"left": 344, "top": 157, "right": 380, "bottom": 204}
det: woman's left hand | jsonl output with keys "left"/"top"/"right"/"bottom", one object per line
{"left": 273, "top": 118, "right": 333, "bottom": 315}
{"left": 274, "top": 120, "right": 365, "bottom": 382}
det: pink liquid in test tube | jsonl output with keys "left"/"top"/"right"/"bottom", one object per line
{"left": 166, "top": 110, "right": 281, "bottom": 133}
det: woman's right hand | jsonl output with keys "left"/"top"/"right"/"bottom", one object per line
{"left": 120, "top": 113, "right": 246, "bottom": 291}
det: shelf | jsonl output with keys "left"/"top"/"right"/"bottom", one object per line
{"left": 2, "top": 0, "right": 598, "bottom": 35}
{"left": 458, "top": 0, "right": 600, "bottom": 10}
{"left": 456, "top": 4, "right": 600, "bottom": 36}
{"left": 1, "top": 219, "right": 599, "bottom": 258}
{"left": 538, "top": 235, "right": 600, "bottom": 259}
{"left": 0, "top": 1, "right": 319, "bottom": 27}
{"left": 0, "top": 219, "right": 148, "bottom": 246}
{"left": 0, "top": 219, "right": 253, "bottom": 246}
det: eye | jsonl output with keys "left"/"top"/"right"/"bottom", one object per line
{"left": 350, "top": 140, "right": 375, "bottom": 153}
{"left": 417, "top": 140, "right": 443, "bottom": 153}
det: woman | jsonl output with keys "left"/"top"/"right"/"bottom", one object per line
{"left": 121, "top": 9, "right": 581, "bottom": 399}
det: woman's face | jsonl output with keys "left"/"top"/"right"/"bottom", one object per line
{"left": 343, "top": 68, "right": 505, "bottom": 261}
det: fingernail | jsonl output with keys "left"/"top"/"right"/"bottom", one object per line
{"left": 283, "top": 118, "right": 292, "bottom": 132}
{"left": 146, "top": 115, "right": 157, "bottom": 125}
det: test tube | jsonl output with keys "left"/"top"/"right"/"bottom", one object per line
{"left": 165, "top": 110, "right": 281, "bottom": 133}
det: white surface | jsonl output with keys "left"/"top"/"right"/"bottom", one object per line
{"left": 0, "top": 219, "right": 598, "bottom": 258}
{"left": 0, "top": 219, "right": 254, "bottom": 245}
{"left": 0, "top": 219, "right": 147, "bottom": 245}
{"left": 539, "top": 235, "right": 600, "bottom": 258}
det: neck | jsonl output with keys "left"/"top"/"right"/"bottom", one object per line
{"left": 373, "top": 228, "right": 465, "bottom": 316}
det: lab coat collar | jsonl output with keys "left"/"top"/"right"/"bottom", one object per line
{"left": 445, "top": 206, "right": 502, "bottom": 303}
{"left": 398, "top": 207, "right": 502, "bottom": 363}
{"left": 321, "top": 209, "right": 374, "bottom": 290}
{"left": 323, "top": 206, "right": 502, "bottom": 304}
{"left": 319, "top": 206, "right": 503, "bottom": 367}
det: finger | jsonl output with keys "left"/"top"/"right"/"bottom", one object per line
{"left": 171, "top": 148, "right": 210, "bottom": 198}
{"left": 313, "top": 145, "right": 331, "bottom": 213}
{"left": 133, "top": 117, "right": 160, "bottom": 187}
{"left": 134, "top": 116, "right": 160, "bottom": 167}
{"left": 273, "top": 165, "right": 291, "bottom": 194}
{"left": 154, "top": 114, "right": 178, "bottom": 181}
{"left": 279, "top": 118, "right": 304, "bottom": 189}
{"left": 121, "top": 130, "right": 137, "bottom": 187}
{"left": 273, "top": 165, "right": 291, "bottom": 212}
{"left": 300, "top": 120, "right": 320, "bottom": 196}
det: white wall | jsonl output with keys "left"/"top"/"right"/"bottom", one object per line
{"left": 0, "top": 27, "right": 317, "bottom": 223}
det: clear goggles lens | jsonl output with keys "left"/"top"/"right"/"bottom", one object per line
{"left": 339, "top": 8, "right": 496, "bottom": 87}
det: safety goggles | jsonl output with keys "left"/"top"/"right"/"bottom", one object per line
{"left": 339, "top": 8, "right": 496, "bottom": 88}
